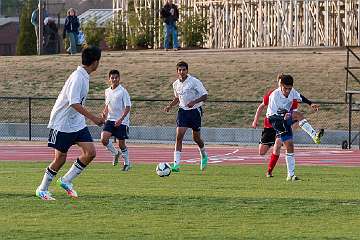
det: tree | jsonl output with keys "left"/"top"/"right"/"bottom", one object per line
{"left": 1, "top": 0, "right": 22, "bottom": 17}
{"left": 16, "top": 0, "right": 37, "bottom": 55}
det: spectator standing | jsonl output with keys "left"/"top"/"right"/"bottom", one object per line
{"left": 43, "top": 17, "right": 59, "bottom": 54}
{"left": 160, "top": 0, "right": 179, "bottom": 51}
{"left": 63, "top": 8, "right": 80, "bottom": 55}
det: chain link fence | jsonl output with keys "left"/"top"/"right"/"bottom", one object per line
{"left": 0, "top": 96, "right": 359, "bottom": 147}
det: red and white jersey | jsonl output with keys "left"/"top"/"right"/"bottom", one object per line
{"left": 262, "top": 89, "right": 299, "bottom": 128}
{"left": 266, "top": 87, "right": 302, "bottom": 118}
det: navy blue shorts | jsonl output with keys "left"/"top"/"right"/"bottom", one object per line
{"left": 103, "top": 121, "right": 129, "bottom": 140}
{"left": 176, "top": 107, "right": 202, "bottom": 132}
{"left": 268, "top": 114, "right": 295, "bottom": 142}
{"left": 48, "top": 127, "right": 93, "bottom": 153}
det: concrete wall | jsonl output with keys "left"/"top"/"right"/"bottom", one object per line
{"left": 0, "top": 123, "right": 350, "bottom": 147}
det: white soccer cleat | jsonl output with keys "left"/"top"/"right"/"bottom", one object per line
{"left": 286, "top": 175, "right": 301, "bottom": 181}
{"left": 36, "top": 187, "right": 56, "bottom": 201}
{"left": 57, "top": 177, "right": 78, "bottom": 198}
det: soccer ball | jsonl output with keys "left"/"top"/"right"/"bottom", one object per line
{"left": 156, "top": 162, "right": 171, "bottom": 177}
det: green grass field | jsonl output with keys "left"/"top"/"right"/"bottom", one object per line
{"left": 0, "top": 161, "right": 359, "bottom": 239}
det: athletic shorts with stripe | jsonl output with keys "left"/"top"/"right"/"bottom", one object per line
{"left": 48, "top": 127, "right": 93, "bottom": 153}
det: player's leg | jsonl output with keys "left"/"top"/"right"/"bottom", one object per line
{"left": 258, "top": 144, "right": 270, "bottom": 161}
{"left": 58, "top": 127, "right": 95, "bottom": 198}
{"left": 36, "top": 149, "right": 67, "bottom": 201}
{"left": 36, "top": 128, "right": 73, "bottom": 200}
{"left": 115, "top": 124, "right": 131, "bottom": 171}
{"left": 292, "top": 111, "right": 324, "bottom": 144}
{"left": 57, "top": 141, "right": 96, "bottom": 198}
{"left": 101, "top": 121, "right": 120, "bottom": 166}
{"left": 259, "top": 128, "right": 275, "bottom": 162}
{"left": 266, "top": 137, "right": 281, "bottom": 177}
{"left": 172, "top": 127, "right": 187, "bottom": 172}
{"left": 271, "top": 117, "right": 300, "bottom": 181}
{"left": 283, "top": 140, "right": 300, "bottom": 181}
{"left": 189, "top": 107, "right": 207, "bottom": 170}
{"left": 118, "top": 139, "right": 130, "bottom": 171}
{"left": 192, "top": 130, "right": 208, "bottom": 171}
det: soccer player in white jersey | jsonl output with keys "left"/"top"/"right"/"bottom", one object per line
{"left": 35, "top": 46, "right": 104, "bottom": 200}
{"left": 100, "top": 69, "right": 132, "bottom": 171}
{"left": 164, "top": 61, "right": 209, "bottom": 172}
{"left": 266, "top": 74, "right": 324, "bottom": 181}
{"left": 252, "top": 74, "right": 319, "bottom": 178}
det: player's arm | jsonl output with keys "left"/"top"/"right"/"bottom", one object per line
{"left": 101, "top": 105, "right": 109, "bottom": 120}
{"left": 71, "top": 103, "right": 104, "bottom": 126}
{"left": 300, "top": 94, "right": 319, "bottom": 111}
{"left": 115, "top": 106, "right": 131, "bottom": 127}
{"left": 187, "top": 94, "right": 208, "bottom": 108}
{"left": 164, "top": 97, "right": 179, "bottom": 112}
{"left": 252, "top": 102, "right": 266, "bottom": 128}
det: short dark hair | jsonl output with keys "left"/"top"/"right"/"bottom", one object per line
{"left": 82, "top": 46, "right": 101, "bottom": 66}
{"left": 108, "top": 69, "right": 120, "bottom": 77}
{"left": 279, "top": 74, "right": 294, "bottom": 86}
{"left": 176, "top": 61, "right": 188, "bottom": 70}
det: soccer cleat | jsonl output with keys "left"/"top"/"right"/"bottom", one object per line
{"left": 200, "top": 155, "right": 208, "bottom": 171}
{"left": 122, "top": 164, "right": 131, "bottom": 171}
{"left": 57, "top": 177, "right": 78, "bottom": 198}
{"left": 171, "top": 163, "right": 180, "bottom": 172}
{"left": 266, "top": 172, "right": 273, "bottom": 178}
{"left": 36, "top": 187, "right": 56, "bottom": 201}
{"left": 112, "top": 151, "right": 120, "bottom": 166}
{"left": 313, "top": 129, "right": 325, "bottom": 144}
{"left": 286, "top": 175, "right": 301, "bottom": 181}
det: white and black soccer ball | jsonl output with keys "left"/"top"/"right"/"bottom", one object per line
{"left": 156, "top": 162, "right": 171, "bottom": 177}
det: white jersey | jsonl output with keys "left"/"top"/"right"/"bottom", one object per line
{"left": 266, "top": 87, "right": 302, "bottom": 117}
{"left": 173, "top": 74, "right": 208, "bottom": 110}
{"left": 47, "top": 66, "right": 90, "bottom": 133}
{"left": 105, "top": 84, "right": 131, "bottom": 126}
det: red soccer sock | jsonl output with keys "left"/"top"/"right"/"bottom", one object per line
{"left": 267, "top": 153, "right": 280, "bottom": 173}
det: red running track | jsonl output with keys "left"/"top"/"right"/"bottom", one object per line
{"left": 0, "top": 143, "right": 359, "bottom": 167}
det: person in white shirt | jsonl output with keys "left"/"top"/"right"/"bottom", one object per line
{"left": 100, "top": 70, "right": 132, "bottom": 171}
{"left": 164, "top": 61, "right": 209, "bottom": 172}
{"left": 266, "top": 74, "right": 324, "bottom": 181}
{"left": 36, "top": 46, "right": 104, "bottom": 201}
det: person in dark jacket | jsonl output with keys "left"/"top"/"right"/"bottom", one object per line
{"left": 43, "top": 17, "right": 60, "bottom": 54}
{"left": 63, "top": 8, "right": 80, "bottom": 55}
{"left": 160, "top": 0, "right": 179, "bottom": 51}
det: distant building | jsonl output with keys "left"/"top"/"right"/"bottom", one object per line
{"left": 78, "top": 9, "right": 113, "bottom": 27}
{"left": 0, "top": 17, "right": 19, "bottom": 56}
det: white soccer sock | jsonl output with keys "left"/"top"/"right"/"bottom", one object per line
{"left": 38, "top": 167, "right": 57, "bottom": 191}
{"left": 199, "top": 147, "right": 207, "bottom": 158}
{"left": 174, "top": 151, "right": 181, "bottom": 166}
{"left": 106, "top": 141, "right": 118, "bottom": 156}
{"left": 260, "top": 154, "right": 267, "bottom": 162}
{"left": 285, "top": 153, "right": 295, "bottom": 177}
{"left": 62, "top": 159, "right": 86, "bottom": 183}
{"left": 299, "top": 119, "right": 317, "bottom": 139}
{"left": 121, "top": 147, "right": 130, "bottom": 165}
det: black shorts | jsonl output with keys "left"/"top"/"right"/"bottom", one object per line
{"left": 103, "top": 121, "right": 129, "bottom": 140}
{"left": 48, "top": 127, "right": 93, "bottom": 153}
{"left": 260, "top": 128, "right": 276, "bottom": 146}
{"left": 176, "top": 107, "right": 202, "bottom": 132}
